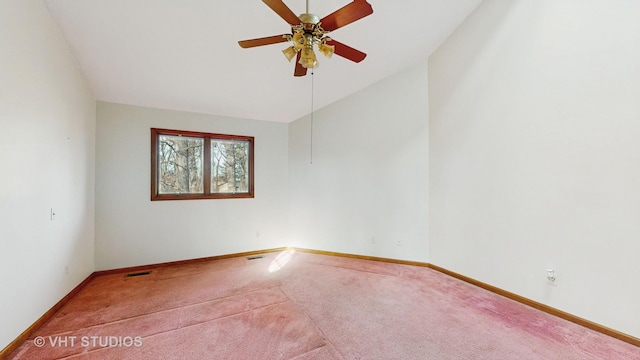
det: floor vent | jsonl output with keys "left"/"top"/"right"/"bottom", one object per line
{"left": 125, "top": 271, "right": 152, "bottom": 278}
{"left": 247, "top": 255, "right": 265, "bottom": 260}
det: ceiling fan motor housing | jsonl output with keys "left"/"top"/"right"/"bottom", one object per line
{"left": 298, "top": 13, "right": 320, "bottom": 27}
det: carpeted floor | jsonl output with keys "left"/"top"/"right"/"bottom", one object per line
{"left": 7, "top": 250, "right": 640, "bottom": 359}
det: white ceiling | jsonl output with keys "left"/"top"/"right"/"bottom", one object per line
{"left": 44, "top": 0, "right": 481, "bottom": 123}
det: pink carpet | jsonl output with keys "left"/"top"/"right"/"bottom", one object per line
{"left": 7, "top": 250, "right": 639, "bottom": 359}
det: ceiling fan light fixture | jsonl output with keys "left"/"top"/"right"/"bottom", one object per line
{"left": 299, "top": 47, "right": 319, "bottom": 69}
{"left": 237, "top": 0, "right": 373, "bottom": 76}
{"left": 282, "top": 46, "right": 298, "bottom": 62}
{"left": 318, "top": 42, "right": 334, "bottom": 59}
{"left": 292, "top": 32, "right": 305, "bottom": 50}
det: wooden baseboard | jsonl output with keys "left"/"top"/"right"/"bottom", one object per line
{"left": 293, "top": 247, "right": 431, "bottom": 268}
{"left": 427, "top": 263, "right": 640, "bottom": 348}
{"left": 0, "top": 273, "right": 97, "bottom": 359}
{"left": 293, "top": 248, "right": 639, "bottom": 348}
{"left": 93, "top": 247, "right": 287, "bottom": 276}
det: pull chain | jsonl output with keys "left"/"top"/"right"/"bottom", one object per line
{"left": 310, "top": 69, "right": 314, "bottom": 164}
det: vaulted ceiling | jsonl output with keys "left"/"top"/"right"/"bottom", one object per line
{"left": 45, "top": 0, "right": 481, "bottom": 122}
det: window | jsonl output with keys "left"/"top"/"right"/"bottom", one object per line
{"left": 151, "top": 128, "right": 254, "bottom": 200}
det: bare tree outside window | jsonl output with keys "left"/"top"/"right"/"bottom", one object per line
{"left": 151, "top": 128, "right": 254, "bottom": 200}
{"left": 158, "top": 135, "right": 203, "bottom": 194}
{"left": 211, "top": 140, "right": 249, "bottom": 193}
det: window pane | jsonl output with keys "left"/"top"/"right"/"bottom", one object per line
{"left": 211, "top": 139, "right": 250, "bottom": 193}
{"left": 158, "top": 135, "right": 204, "bottom": 194}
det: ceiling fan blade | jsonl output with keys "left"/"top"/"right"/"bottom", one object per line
{"left": 263, "top": 0, "right": 301, "bottom": 25}
{"left": 294, "top": 52, "right": 308, "bottom": 77}
{"left": 320, "top": 0, "right": 373, "bottom": 32}
{"left": 238, "top": 35, "right": 289, "bottom": 48}
{"left": 326, "top": 39, "right": 367, "bottom": 63}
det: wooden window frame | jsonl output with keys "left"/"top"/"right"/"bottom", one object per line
{"left": 151, "top": 128, "right": 254, "bottom": 201}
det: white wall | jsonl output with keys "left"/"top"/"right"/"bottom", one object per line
{"left": 288, "top": 62, "right": 429, "bottom": 262}
{"left": 95, "top": 102, "right": 289, "bottom": 270}
{"left": 0, "top": 0, "right": 96, "bottom": 350}
{"left": 429, "top": 0, "right": 640, "bottom": 338}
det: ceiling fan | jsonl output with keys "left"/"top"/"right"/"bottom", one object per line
{"left": 238, "top": 0, "right": 373, "bottom": 77}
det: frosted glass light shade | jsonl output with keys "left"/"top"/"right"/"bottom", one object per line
{"left": 299, "top": 47, "right": 318, "bottom": 69}
{"left": 282, "top": 46, "right": 297, "bottom": 62}
{"left": 292, "top": 32, "right": 305, "bottom": 50}
{"left": 318, "top": 43, "right": 334, "bottom": 58}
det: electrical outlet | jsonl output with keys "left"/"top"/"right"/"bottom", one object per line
{"left": 65, "top": 265, "right": 69, "bottom": 275}
{"left": 546, "top": 268, "right": 557, "bottom": 286}
{"left": 396, "top": 240, "right": 402, "bottom": 247}
{"left": 50, "top": 208, "right": 56, "bottom": 221}
{"left": 370, "top": 236, "right": 375, "bottom": 244}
